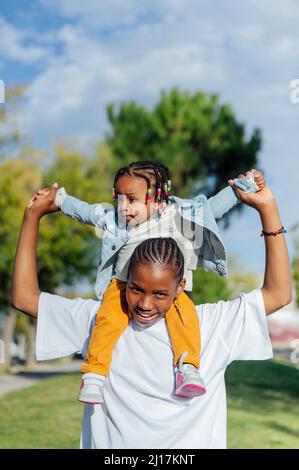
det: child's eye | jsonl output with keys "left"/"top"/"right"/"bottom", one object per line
{"left": 129, "top": 198, "right": 136, "bottom": 203}
{"left": 155, "top": 293, "right": 166, "bottom": 298}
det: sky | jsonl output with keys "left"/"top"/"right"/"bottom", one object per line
{"left": 1, "top": 0, "right": 299, "bottom": 277}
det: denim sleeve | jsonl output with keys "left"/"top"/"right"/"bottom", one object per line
{"left": 61, "top": 195, "right": 110, "bottom": 228}
{"left": 207, "top": 186, "right": 239, "bottom": 220}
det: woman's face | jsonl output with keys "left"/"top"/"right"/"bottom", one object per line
{"left": 114, "top": 175, "right": 155, "bottom": 227}
{"left": 126, "top": 263, "right": 186, "bottom": 328}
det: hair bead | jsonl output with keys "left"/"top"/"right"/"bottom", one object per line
{"left": 157, "top": 188, "right": 161, "bottom": 202}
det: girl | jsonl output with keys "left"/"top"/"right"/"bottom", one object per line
{"left": 36, "top": 161, "right": 264, "bottom": 404}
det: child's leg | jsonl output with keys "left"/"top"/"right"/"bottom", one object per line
{"left": 81, "top": 278, "right": 129, "bottom": 376}
{"left": 165, "top": 291, "right": 201, "bottom": 369}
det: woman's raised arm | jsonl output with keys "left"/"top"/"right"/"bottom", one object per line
{"left": 228, "top": 177, "right": 292, "bottom": 315}
{"left": 11, "top": 183, "right": 59, "bottom": 317}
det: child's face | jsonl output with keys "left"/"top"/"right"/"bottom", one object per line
{"left": 126, "top": 263, "right": 186, "bottom": 328}
{"left": 115, "top": 175, "right": 155, "bottom": 227}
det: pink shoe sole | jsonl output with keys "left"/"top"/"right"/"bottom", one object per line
{"left": 175, "top": 384, "right": 206, "bottom": 398}
{"left": 78, "top": 399, "right": 103, "bottom": 404}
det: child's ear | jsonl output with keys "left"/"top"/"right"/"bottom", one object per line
{"left": 175, "top": 277, "right": 186, "bottom": 299}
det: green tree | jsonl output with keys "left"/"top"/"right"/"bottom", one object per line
{"left": 0, "top": 157, "right": 42, "bottom": 368}
{"left": 0, "top": 144, "right": 113, "bottom": 368}
{"left": 106, "top": 88, "right": 262, "bottom": 207}
{"left": 191, "top": 269, "right": 231, "bottom": 305}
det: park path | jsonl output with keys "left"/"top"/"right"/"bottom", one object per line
{"left": 0, "top": 361, "right": 82, "bottom": 398}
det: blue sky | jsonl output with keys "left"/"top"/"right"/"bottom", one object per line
{"left": 1, "top": 0, "right": 299, "bottom": 277}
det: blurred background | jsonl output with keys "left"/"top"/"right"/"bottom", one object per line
{"left": 0, "top": 0, "right": 298, "bottom": 449}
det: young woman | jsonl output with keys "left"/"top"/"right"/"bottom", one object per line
{"left": 11, "top": 178, "right": 292, "bottom": 449}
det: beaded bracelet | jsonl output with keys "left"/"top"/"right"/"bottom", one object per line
{"left": 260, "top": 226, "right": 287, "bottom": 237}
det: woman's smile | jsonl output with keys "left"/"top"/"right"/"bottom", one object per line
{"left": 133, "top": 307, "right": 160, "bottom": 325}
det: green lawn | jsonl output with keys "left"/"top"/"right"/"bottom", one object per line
{"left": 226, "top": 359, "right": 299, "bottom": 449}
{"left": 0, "top": 359, "right": 298, "bottom": 449}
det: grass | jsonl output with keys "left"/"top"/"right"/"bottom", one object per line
{"left": 0, "top": 374, "right": 82, "bottom": 449}
{"left": 0, "top": 359, "right": 298, "bottom": 448}
{"left": 226, "top": 359, "right": 299, "bottom": 448}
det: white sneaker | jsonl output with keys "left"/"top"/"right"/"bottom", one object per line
{"left": 78, "top": 373, "right": 105, "bottom": 404}
{"left": 175, "top": 352, "right": 206, "bottom": 398}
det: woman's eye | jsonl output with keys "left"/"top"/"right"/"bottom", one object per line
{"left": 130, "top": 286, "right": 140, "bottom": 293}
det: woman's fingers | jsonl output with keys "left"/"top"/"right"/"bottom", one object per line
{"left": 37, "top": 188, "right": 50, "bottom": 196}
{"left": 250, "top": 169, "right": 265, "bottom": 190}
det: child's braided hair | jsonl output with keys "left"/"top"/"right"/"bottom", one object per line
{"left": 127, "top": 237, "right": 185, "bottom": 284}
{"left": 113, "top": 160, "right": 171, "bottom": 203}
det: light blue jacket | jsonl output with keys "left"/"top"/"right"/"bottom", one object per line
{"left": 61, "top": 185, "right": 241, "bottom": 300}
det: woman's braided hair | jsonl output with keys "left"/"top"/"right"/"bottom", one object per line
{"left": 127, "top": 237, "right": 185, "bottom": 284}
{"left": 113, "top": 160, "right": 171, "bottom": 203}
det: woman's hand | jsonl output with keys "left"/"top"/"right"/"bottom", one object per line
{"left": 26, "top": 183, "right": 60, "bottom": 219}
{"left": 228, "top": 170, "right": 275, "bottom": 211}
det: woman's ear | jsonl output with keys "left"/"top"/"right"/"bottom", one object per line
{"left": 175, "top": 277, "right": 186, "bottom": 299}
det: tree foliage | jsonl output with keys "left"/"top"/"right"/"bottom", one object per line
{"left": 106, "top": 88, "right": 262, "bottom": 206}
{"left": 191, "top": 269, "right": 231, "bottom": 305}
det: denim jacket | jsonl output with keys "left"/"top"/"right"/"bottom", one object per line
{"left": 61, "top": 185, "right": 242, "bottom": 300}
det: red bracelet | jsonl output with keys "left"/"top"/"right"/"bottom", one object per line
{"left": 260, "top": 226, "right": 287, "bottom": 237}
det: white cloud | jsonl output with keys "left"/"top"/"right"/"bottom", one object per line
{"left": 8, "top": 0, "right": 299, "bottom": 273}
{"left": 0, "top": 16, "right": 51, "bottom": 63}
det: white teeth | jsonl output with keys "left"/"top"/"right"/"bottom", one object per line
{"left": 138, "top": 312, "right": 153, "bottom": 318}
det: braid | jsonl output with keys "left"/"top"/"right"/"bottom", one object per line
{"left": 127, "top": 237, "right": 185, "bottom": 284}
{"left": 113, "top": 160, "right": 171, "bottom": 203}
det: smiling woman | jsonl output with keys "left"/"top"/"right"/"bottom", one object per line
{"left": 11, "top": 179, "right": 292, "bottom": 448}
{"left": 126, "top": 238, "right": 186, "bottom": 328}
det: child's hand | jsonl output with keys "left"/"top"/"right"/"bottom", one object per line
{"left": 228, "top": 169, "right": 265, "bottom": 192}
{"left": 26, "top": 183, "right": 60, "bottom": 218}
{"left": 228, "top": 170, "right": 275, "bottom": 211}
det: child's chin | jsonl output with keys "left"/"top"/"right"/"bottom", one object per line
{"left": 127, "top": 218, "right": 140, "bottom": 227}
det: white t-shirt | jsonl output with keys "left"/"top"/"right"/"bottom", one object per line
{"left": 115, "top": 205, "right": 194, "bottom": 290}
{"left": 36, "top": 289, "right": 273, "bottom": 449}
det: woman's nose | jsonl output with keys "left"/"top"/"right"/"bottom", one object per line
{"left": 137, "top": 297, "right": 153, "bottom": 311}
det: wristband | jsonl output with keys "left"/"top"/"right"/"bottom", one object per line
{"left": 260, "top": 226, "right": 287, "bottom": 237}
